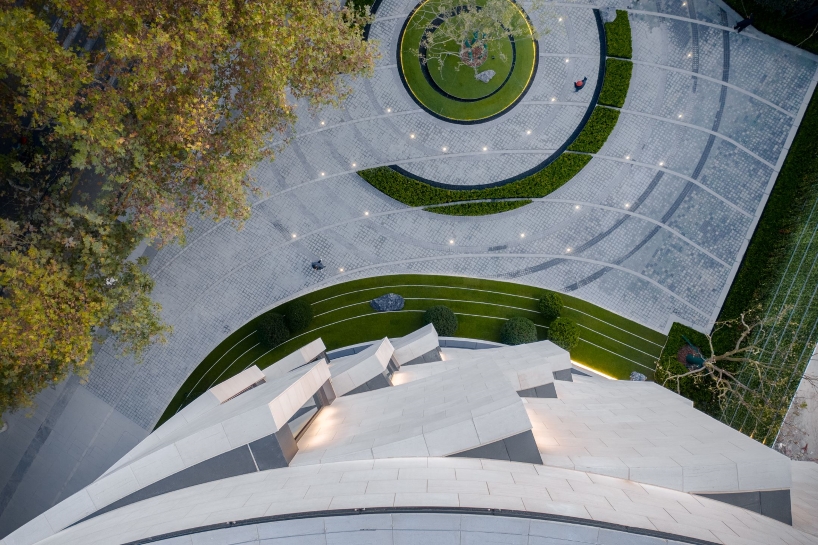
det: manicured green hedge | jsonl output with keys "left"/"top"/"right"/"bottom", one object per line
{"left": 284, "top": 299, "right": 313, "bottom": 333}
{"left": 605, "top": 10, "right": 632, "bottom": 59}
{"left": 358, "top": 154, "right": 590, "bottom": 207}
{"left": 425, "top": 200, "right": 531, "bottom": 216}
{"left": 424, "top": 305, "right": 458, "bottom": 336}
{"left": 598, "top": 59, "right": 632, "bottom": 108}
{"left": 257, "top": 313, "right": 289, "bottom": 348}
{"left": 501, "top": 316, "right": 538, "bottom": 345}
{"left": 538, "top": 292, "right": 563, "bottom": 321}
{"left": 548, "top": 317, "right": 580, "bottom": 351}
{"left": 568, "top": 107, "right": 620, "bottom": 153}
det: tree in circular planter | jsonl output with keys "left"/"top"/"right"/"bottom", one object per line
{"left": 424, "top": 305, "right": 458, "bottom": 336}
{"left": 501, "top": 316, "right": 538, "bottom": 345}
{"left": 538, "top": 292, "right": 563, "bottom": 321}
{"left": 549, "top": 317, "right": 580, "bottom": 351}
{"left": 284, "top": 299, "right": 313, "bottom": 333}
{"left": 257, "top": 313, "right": 290, "bottom": 348}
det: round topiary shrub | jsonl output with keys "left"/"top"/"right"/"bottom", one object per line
{"left": 501, "top": 317, "right": 538, "bottom": 345}
{"left": 257, "top": 313, "right": 290, "bottom": 347}
{"left": 538, "top": 292, "right": 563, "bottom": 321}
{"left": 548, "top": 317, "right": 580, "bottom": 351}
{"left": 284, "top": 299, "right": 313, "bottom": 333}
{"left": 424, "top": 305, "right": 458, "bottom": 336}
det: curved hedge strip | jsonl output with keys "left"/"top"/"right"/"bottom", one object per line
{"left": 605, "top": 10, "right": 632, "bottom": 59}
{"left": 425, "top": 200, "right": 532, "bottom": 216}
{"left": 359, "top": 154, "right": 591, "bottom": 206}
{"left": 358, "top": 10, "right": 633, "bottom": 214}
{"left": 598, "top": 59, "right": 632, "bottom": 108}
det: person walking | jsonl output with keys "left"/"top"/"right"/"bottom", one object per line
{"left": 574, "top": 77, "right": 587, "bottom": 92}
{"left": 734, "top": 15, "right": 753, "bottom": 33}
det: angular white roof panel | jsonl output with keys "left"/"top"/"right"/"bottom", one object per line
{"left": 294, "top": 358, "right": 531, "bottom": 465}
{"left": 24, "top": 458, "right": 815, "bottom": 545}
{"left": 390, "top": 323, "right": 439, "bottom": 365}
{"left": 328, "top": 337, "right": 394, "bottom": 396}
{"left": 399, "top": 341, "right": 571, "bottom": 392}
{"left": 526, "top": 376, "right": 792, "bottom": 494}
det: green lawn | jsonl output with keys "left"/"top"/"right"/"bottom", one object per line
{"left": 399, "top": 1, "right": 536, "bottom": 121}
{"left": 427, "top": 30, "right": 513, "bottom": 99}
{"left": 156, "top": 275, "right": 666, "bottom": 428}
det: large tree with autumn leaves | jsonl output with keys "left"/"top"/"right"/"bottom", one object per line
{"left": 0, "top": 0, "right": 376, "bottom": 420}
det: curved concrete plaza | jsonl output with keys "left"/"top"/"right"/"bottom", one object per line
{"left": 1, "top": 0, "right": 818, "bottom": 538}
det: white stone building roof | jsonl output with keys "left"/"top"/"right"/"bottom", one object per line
{"left": 3, "top": 331, "right": 813, "bottom": 545}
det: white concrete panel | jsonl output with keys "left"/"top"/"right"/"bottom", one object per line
{"left": 329, "top": 338, "right": 394, "bottom": 397}
{"left": 390, "top": 324, "right": 439, "bottom": 365}
{"left": 264, "top": 338, "right": 327, "bottom": 381}
{"left": 209, "top": 366, "right": 266, "bottom": 403}
{"left": 30, "top": 458, "right": 816, "bottom": 545}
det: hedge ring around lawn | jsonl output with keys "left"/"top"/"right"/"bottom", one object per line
{"left": 397, "top": 0, "right": 538, "bottom": 124}
{"left": 361, "top": 10, "right": 634, "bottom": 216}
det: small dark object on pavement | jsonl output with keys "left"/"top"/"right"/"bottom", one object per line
{"left": 311, "top": 259, "right": 325, "bottom": 270}
{"left": 734, "top": 15, "right": 753, "bottom": 33}
{"left": 574, "top": 76, "right": 587, "bottom": 91}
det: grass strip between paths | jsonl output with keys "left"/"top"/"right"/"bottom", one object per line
{"left": 157, "top": 275, "right": 665, "bottom": 428}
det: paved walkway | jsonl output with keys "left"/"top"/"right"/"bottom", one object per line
{"left": 2, "top": 0, "right": 818, "bottom": 537}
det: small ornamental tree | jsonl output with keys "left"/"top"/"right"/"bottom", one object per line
{"left": 538, "top": 292, "right": 563, "bottom": 321}
{"left": 549, "top": 318, "right": 580, "bottom": 351}
{"left": 424, "top": 305, "right": 458, "bottom": 336}
{"left": 257, "top": 314, "right": 290, "bottom": 348}
{"left": 285, "top": 299, "right": 314, "bottom": 333}
{"left": 501, "top": 316, "right": 538, "bottom": 345}
{"left": 416, "top": 0, "right": 538, "bottom": 77}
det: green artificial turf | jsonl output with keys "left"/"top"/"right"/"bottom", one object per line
{"left": 598, "top": 58, "right": 632, "bottom": 108}
{"left": 424, "top": 200, "right": 531, "bottom": 215}
{"left": 399, "top": 0, "right": 537, "bottom": 121}
{"left": 605, "top": 10, "right": 632, "bottom": 59}
{"left": 156, "top": 275, "right": 666, "bottom": 428}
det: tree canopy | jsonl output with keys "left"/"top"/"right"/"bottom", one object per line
{"left": 0, "top": 0, "right": 376, "bottom": 419}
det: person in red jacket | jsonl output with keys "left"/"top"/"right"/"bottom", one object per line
{"left": 574, "top": 76, "right": 587, "bottom": 92}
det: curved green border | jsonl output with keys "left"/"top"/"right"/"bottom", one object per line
{"left": 363, "top": 10, "right": 633, "bottom": 216}
{"left": 156, "top": 273, "right": 666, "bottom": 427}
{"left": 399, "top": 0, "right": 538, "bottom": 121}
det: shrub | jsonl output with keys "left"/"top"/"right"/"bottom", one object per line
{"left": 357, "top": 153, "right": 590, "bottom": 207}
{"left": 568, "top": 107, "right": 620, "bottom": 153}
{"left": 257, "top": 313, "right": 290, "bottom": 347}
{"left": 424, "top": 305, "right": 458, "bottom": 336}
{"left": 501, "top": 317, "right": 538, "bottom": 345}
{"left": 538, "top": 292, "right": 564, "bottom": 321}
{"left": 426, "top": 200, "right": 531, "bottom": 216}
{"left": 605, "top": 10, "right": 632, "bottom": 59}
{"left": 598, "top": 58, "right": 632, "bottom": 108}
{"left": 548, "top": 318, "right": 580, "bottom": 351}
{"left": 284, "top": 299, "right": 313, "bottom": 333}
